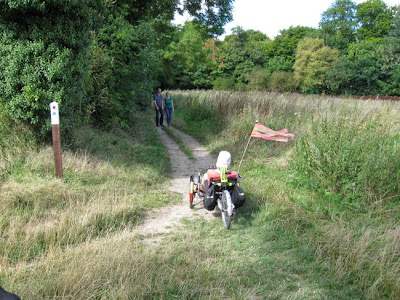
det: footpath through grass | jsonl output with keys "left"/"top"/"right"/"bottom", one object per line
{"left": 1, "top": 94, "right": 399, "bottom": 299}
{"left": 162, "top": 126, "right": 195, "bottom": 160}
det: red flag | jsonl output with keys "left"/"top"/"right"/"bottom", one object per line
{"left": 251, "top": 122, "right": 295, "bottom": 142}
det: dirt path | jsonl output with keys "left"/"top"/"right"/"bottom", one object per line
{"left": 135, "top": 126, "right": 217, "bottom": 243}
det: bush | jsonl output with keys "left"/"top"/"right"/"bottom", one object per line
{"left": 0, "top": 0, "right": 103, "bottom": 142}
{"left": 213, "top": 77, "right": 235, "bottom": 90}
{"left": 269, "top": 71, "right": 298, "bottom": 92}
{"left": 86, "top": 13, "right": 160, "bottom": 126}
{"left": 245, "top": 69, "right": 270, "bottom": 91}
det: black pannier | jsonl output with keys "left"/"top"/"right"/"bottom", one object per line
{"left": 231, "top": 185, "right": 245, "bottom": 208}
{"left": 204, "top": 184, "right": 217, "bottom": 211}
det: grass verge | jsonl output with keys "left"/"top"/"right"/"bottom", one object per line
{"left": 0, "top": 110, "right": 181, "bottom": 298}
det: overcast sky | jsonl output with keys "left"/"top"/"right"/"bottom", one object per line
{"left": 174, "top": 0, "right": 400, "bottom": 39}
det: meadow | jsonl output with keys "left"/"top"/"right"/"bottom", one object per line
{"left": 172, "top": 90, "right": 400, "bottom": 299}
{"left": 0, "top": 91, "right": 399, "bottom": 299}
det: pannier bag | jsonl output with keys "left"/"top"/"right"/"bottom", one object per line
{"left": 231, "top": 185, "right": 245, "bottom": 208}
{"left": 204, "top": 185, "right": 217, "bottom": 211}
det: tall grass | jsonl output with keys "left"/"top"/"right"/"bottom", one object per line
{"left": 0, "top": 106, "right": 37, "bottom": 184}
{"left": 171, "top": 90, "right": 400, "bottom": 299}
{"left": 0, "top": 110, "right": 180, "bottom": 298}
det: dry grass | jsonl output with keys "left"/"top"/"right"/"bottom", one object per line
{"left": 316, "top": 222, "right": 400, "bottom": 299}
{"left": 0, "top": 112, "right": 183, "bottom": 298}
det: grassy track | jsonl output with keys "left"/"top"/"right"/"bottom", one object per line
{"left": 161, "top": 126, "right": 195, "bottom": 160}
{"left": 1, "top": 93, "right": 399, "bottom": 299}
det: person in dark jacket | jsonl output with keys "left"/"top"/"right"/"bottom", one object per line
{"left": 153, "top": 88, "right": 164, "bottom": 126}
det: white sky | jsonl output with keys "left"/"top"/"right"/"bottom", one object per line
{"left": 174, "top": 0, "right": 400, "bottom": 39}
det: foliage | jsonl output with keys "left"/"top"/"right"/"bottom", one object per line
{"left": 107, "top": 0, "right": 234, "bottom": 36}
{"left": 216, "top": 27, "right": 268, "bottom": 89}
{"left": 0, "top": 0, "right": 103, "bottom": 141}
{"left": 161, "top": 21, "right": 213, "bottom": 89}
{"left": 269, "top": 71, "right": 298, "bottom": 92}
{"left": 319, "top": 0, "right": 358, "bottom": 51}
{"left": 356, "top": 0, "right": 394, "bottom": 41}
{"left": 380, "top": 12, "right": 400, "bottom": 95}
{"left": 245, "top": 68, "right": 270, "bottom": 91}
{"left": 87, "top": 15, "right": 160, "bottom": 125}
{"left": 294, "top": 38, "right": 339, "bottom": 93}
{"left": 0, "top": 0, "right": 235, "bottom": 142}
{"left": 212, "top": 76, "right": 236, "bottom": 90}
{"left": 326, "top": 39, "right": 384, "bottom": 95}
{"left": 265, "top": 26, "right": 317, "bottom": 71}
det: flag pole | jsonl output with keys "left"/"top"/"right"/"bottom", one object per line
{"left": 237, "top": 120, "right": 257, "bottom": 175}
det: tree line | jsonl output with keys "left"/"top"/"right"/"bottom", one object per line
{"left": 0, "top": 0, "right": 234, "bottom": 141}
{"left": 0, "top": 0, "right": 399, "bottom": 142}
{"left": 166, "top": 0, "right": 400, "bottom": 96}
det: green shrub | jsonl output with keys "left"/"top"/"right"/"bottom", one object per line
{"left": 87, "top": 17, "right": 159, "bottom": 125}
{"left": 245, "top": 68, "right": 270, "bottom": 91}
{"left": 269, "top": 71, "right": 298, "bottom": 92}
{"left": 0, "top": 0, "right": 103, "bottom": 141}
{"left": 213, "top": 77, "right": 235, "bottom": 90}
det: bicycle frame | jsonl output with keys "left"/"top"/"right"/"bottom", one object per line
{"left": 189, "top": 166, "right": 241, "bottom": 229}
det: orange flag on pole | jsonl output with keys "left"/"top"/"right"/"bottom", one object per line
{"left": 251, "top": 122, "right": 295, "bottom": 142}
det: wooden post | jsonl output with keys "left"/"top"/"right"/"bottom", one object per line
{"left": 50, "top": 102, "right": 63, "bottom": 178}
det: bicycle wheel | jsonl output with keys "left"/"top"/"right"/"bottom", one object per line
{"left": 221, "top": 190, "right": 232, "bottom": 229}
{"left": 189, "top": 175, "right": 194, "bottom": 209}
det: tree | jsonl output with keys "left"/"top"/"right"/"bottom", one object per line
{"left": 294, "top": 38, "right": 340, "bottom": 93}
{"left": 356, "top": 0, "right": 394, "bottom": 41}
{"left": 319, "top": 0, "right": 358, "bottom": 51}
{"left": 88, "top": 17, "right": 160, "bottom": 124}
{"left": 0, "top": 0, "right": 235, "bottom": 139}
{"left": 182, "top": 0, "right": 235, "bottom": 36}
{"left": 110, "top": 0, "right": 234, "bottom": 36}
{"left": 265, "top": 26, "right": 317, "bottom": 72}
{"left": 163, "top": 21, "right": 213, "bottom": 89}
{"left": 217, "top": 27, "right": 268, "bottom": 89}
{"left": 380, "top": 12, "right": 400, "bottom": 95}
{"left": 326, "top": 39, "right": 384, "bottom": 95}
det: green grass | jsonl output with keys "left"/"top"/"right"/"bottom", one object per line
{"left": 171, "top": 90, "right": 400, "bottom": 299}
{"left": 0, "top": 106, "right": 37, "bottom": 184}
{"left": 162, "top": 125, "right": 195, "bottom": 160}
{"left": 1, "top": 95, "right": 399, "bottom": 299}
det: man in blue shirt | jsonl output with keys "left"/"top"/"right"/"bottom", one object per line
{"left": 153, "top": 88, "right": 164, "bottom": 126}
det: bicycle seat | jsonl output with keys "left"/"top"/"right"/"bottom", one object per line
{"left": 207, "top": 169, "right": 238, "bottom": 182}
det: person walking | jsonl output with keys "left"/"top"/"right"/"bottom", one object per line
{"left": 163, "top": 92, "right": 174, "bottom": 127}
{"left": 154, "top": 88, "right": 164, "bottom": 126}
